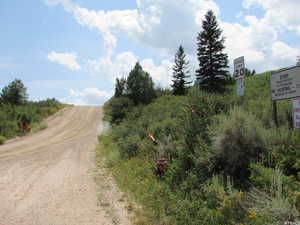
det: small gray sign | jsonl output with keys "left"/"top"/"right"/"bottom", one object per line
{"left": 270, "top": 66, "right": 300, "bottom": 101}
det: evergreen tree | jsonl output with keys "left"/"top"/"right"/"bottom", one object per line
{"left": 0, "top": 79, "right": 28, "bottom": 105}
{"left": 126, "top": 62, "right": 156, "bottom": 105}
{"left": 114, "top": 77, "right": 126, "bottom": 97}
{"left": 171, "top": 45, "right": 191, "bottom": 95}
{"left": 196, "top": 10, "right": 229, "bottom": 92}
{"left": 245, "top": 68, "right": 256, "bottom": 77}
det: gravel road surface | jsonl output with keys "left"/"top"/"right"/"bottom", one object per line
{"left": 0, "top": 106, "right": 130, "bottom": 225}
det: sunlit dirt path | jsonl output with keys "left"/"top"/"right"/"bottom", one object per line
{"left": 0, "top": 106, "right": 130, "bottom": 225}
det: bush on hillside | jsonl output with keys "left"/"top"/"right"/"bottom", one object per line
{"left": 104, "top": 97, "right": 134, "bottom": 124}
{"left": 0, "top": 136, "right": 7, "bottom": 145}
{"left": 181, "top": 87, "right": 237, "bottom": 147}
{"left": 265, "top": 127, "right": 300, "bottom": 178}
{"left": 209, "top": 107, "right": 269, "bottom": 184}
{"left": 0, "top": 98, "right": 63, "bottom": 138}
{"left": 247, "top": 167, "right": 299, "bottom": 224}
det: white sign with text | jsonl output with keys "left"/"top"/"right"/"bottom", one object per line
{"left": 271, "top": 66, "right": 300, "bottom": 101}
{"left": 234, "top": 56, "right": 245, "bottom": 79}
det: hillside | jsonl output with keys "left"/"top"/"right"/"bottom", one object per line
{"left": 101, "top": 71, "right": 300, "bottom": 225}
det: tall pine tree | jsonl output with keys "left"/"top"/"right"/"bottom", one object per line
{"left": 171, "top": 45, "right": 191, "bottom": 95}
{"left": 196, "top": 10, "right": 229, "bottom": 92}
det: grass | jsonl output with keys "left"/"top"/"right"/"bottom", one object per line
{"left": 31, "top": 122, "right": 48, "bottom": 133}
{"left": 0, "top": 136, "right": 7, "bottom": 145}
{"left": 96, "top": 134, "right": 159, "bottom": 225}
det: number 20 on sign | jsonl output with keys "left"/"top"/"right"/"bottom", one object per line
{"left": 234, "top": 56, "right": 245, "bottom": 79}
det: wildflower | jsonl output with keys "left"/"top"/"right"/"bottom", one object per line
{"left": 248, "top": 211, "right": 257, "bottom": 219}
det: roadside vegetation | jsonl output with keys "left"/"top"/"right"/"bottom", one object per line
{"left": 0, "top": 79, "right": 65, "bottom": 143}
{"left": 99, "top": 10, "right": 300, "bottom": 225}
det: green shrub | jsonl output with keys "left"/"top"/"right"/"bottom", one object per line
{"left": 118, "top": 134, "right": 141, "bottom": 158}
{"left": 247, "top": 167, "right": 299, "bottom": 224}
{"left": 209, "top": 107, "right": 269, "bottom": 184}
{"left": 101, "top": 71, "right": 300, "bottom": 225}
{"left": 250, "top": 163, "right": 300, "bottom": 195}
{"left": 202, "top": 175, "right": 246, "bottom": 224}
{"left": 104, "top": 96, "right": 134, "bottom": 123}
{"left": 0, "top": 98, "right": 63, "bottom": 139}
{"left": 266, "top": 127, "right": 300, "bottom": 178}
{"left": 31, "top": 123, "right": 48, "bottom": 133}
{"left": 0, "top": 136, "right": 7, "bottom": 145}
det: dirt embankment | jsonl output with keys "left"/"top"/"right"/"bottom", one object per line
{"left": 0, "top": 106, "right": 131, "bottom": 225}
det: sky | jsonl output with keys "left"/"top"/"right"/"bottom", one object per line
{"left": 1, "top": 0, "right": 300, "bottom": 105}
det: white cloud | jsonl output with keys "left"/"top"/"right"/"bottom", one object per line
{"left": 87, "top": 51, "right": 138, "bottom": 81}
{"left": 219, "top": 0, "right": 300, "bottom": 72}
{"left": 243, "top": 0, "right": 300, "bottom": 35}
{"left": 221, "top": 19, "right": 299, "bottom": 72}
{"left": 44, "top": 0, "right": 75, "bottom": 12}
{"left": 140, "top": 59, "right": 173, "bottom": 86}
{"left": 61, "top": 88, "right": 112, "bottom": 105}
{"left": 73, "top": 7, "right": 144, "bottom": 55}
{"left": 87, "top": 51, "right": 173, "bottom": 86}
{"left": 44, "top": 0, "right": 300, "bottom": 76}
{"left": 45, "top": 0, "right": 219, "bottom": 56}
{"left": 271, "top": 41, "right": 300, "bottom": 67}
{"left": 47, "top": 51, "right": 81, "bottom": 70}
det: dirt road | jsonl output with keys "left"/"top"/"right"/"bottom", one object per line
{"left": 0, "top": 106, "right": 131, "bottom": 225}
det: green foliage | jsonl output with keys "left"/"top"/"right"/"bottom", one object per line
{"left": 247, "top": 166, "right": 299, "bottom": 224}
{"left": 126, "top": 62, "right": 156, "bottom": 105}
{"left": 102, "top": 69, "right": 300, "bottom": 224}
{"left": 266, "top": 127, "right": 300, "bottom": 179}
{"left": 0, "top": 98, "right": 64, "bottom": 139}
{"left": 0, "top": 79, "right": 28, "bottom": 105}
{"left": 171, "top": 45, "right": 191, "bottom": 95}
{"left": 114, "top": 77, "right": 127, "bottom": 97}
{"left": 0, "top": 136, "right": 7, "bottom": 145}
{"left": 209, "top": 107, "right": 269, "bottom": 184}
{"left": 31, "top": 122, "right": 48, "bottom": 133}
{"left": 104, "top": 96, "right": 134, "bottom": 123}
{"left": 245, "top": 68, "right": 256, "bottom": 77}
{"left": 196, "top": 10, "right": 229, "bottom": 93}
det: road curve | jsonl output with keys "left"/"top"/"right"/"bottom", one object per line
{"left": 0, "top": 106, "right": 113, "bottom": 225}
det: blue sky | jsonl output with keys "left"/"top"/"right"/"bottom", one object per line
{"left": 1, "top": 0, "right": 300, "bottom": 105}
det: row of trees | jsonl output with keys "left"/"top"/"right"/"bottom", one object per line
{"left": 114, "top": 10, "right": 232, "bottom": 99}
{"left": 172, "top": 10, "right": 229, "bottom": 94}
{"left": 112, "top": 10, "right": 257, "bottom": 108}
{"left": 172, "top": 10, "right": 255, "bottom": 95}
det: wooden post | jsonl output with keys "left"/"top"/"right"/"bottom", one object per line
{"left": 272, "top": 100, "right": 278, "bottom": 127}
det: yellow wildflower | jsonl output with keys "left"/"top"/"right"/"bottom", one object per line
{"left": 248, "top": 211, "right": 257, "bottom": 219}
